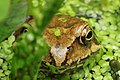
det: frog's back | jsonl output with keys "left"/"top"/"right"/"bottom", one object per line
{"left": 48, "top": 15, "right": 86, "bottom": 28}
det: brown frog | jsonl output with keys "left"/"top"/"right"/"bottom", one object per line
{"left": 41, "top": 15, "right": 100, "bottom": 73}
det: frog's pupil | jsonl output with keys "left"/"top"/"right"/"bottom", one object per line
{"left": 86, "top": 31, "right": 92, "bottom": 39}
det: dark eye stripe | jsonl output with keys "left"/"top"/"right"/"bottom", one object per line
{"left": 79, "top": 36, "right": 86, "bottom": 45}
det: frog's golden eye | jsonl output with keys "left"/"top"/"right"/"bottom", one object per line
{"left": 79, "top": 30, "right": 93, "bottom": 44}
{"left": 85, "top": 30, "right": 93, "bottom": 40}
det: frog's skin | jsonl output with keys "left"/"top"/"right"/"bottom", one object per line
{"left": 41, "top": 15, "right": 100, "bottom": 72}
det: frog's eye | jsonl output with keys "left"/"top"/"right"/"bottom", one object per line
{"left": 85, "top": 30, "right": 93, "bottom": 40}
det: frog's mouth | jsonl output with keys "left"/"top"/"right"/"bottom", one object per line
{"left": 41, "top": 50, "right": 98, "bottom": 74}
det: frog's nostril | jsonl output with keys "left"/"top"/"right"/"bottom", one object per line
{"left": 67, "top": 46, "right": 73, "bottom": 53}
{"left": 55, "top": 44, "right": 60, "bottom": 48}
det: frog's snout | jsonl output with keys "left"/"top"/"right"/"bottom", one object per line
{"left": 50, "top": 47, "right": 68, "bottom": 66}
{"left": 50, "top": 47, "right": 68, "bottom": 58}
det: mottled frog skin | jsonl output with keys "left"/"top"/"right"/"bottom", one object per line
{"left": 41, "top": 15, "right": 100, "bottom": 72}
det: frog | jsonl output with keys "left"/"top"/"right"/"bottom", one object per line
{"left": 40, "top": 15, "right": 100, "bottom": 74}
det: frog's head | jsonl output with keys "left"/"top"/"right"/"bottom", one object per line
{"left": 43, "top": 15, "right": 100, "bottom": 67}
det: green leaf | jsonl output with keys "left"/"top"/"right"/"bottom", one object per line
{"left": 2, "top": 64, "right": 8, "bottom": 70}
{"left": 98, "top": 60, "right": 108, "bottom": 67}
{"left": 6, "top": 53, "right": 14, "bottom": 61}
{"left": 33, "top": 0, "right": 64, "bottom": 33}
{"left": 61, "top": 74, "right": 70, "bottom": 80}
{"left": 83, "top": 67, "right": 90, "bottom": 78}
{"left": 8, "top": 35, "right": 15, "bottom": 45}
{"left": 0, "top": 59, "right": 3, "bottom": 64}
{"left": 58, "top": 17, "right": 67, "bottom": 22}
{"left": 0, "top": 70, "right": 3, "bottom": 74}
{"left": 46, "top": 62, "right": 57, "bottom": 74}
{"left": 26, "top": 33, "right": 34, "bottom": 42}
{"left": 4, "top": 70, "right": 11, "bottom": 75}
{"left": 0, "top": 0, "right": 27, "bottom": 42}
{"left": 0, "top": 0, "right": 10, "bottom": 21}
{"left": 0, "top": 73, "right": 5, "bottom": 77}
{"left": 71, "top": 72, "right": 80, "bottom": 80}
{"left": 93, "top": 73, "right": 103, "bottom": 80}
{"left": 92, "top": 65, "right": 101, "bottom": 75}
{"left": 100, "top": 66, "right": 111, "bottom": 74}
{"left": 103, "top": 72, "right": 113, "bottom": 80}
{"left": 23, "top": 75, "right": 31, "bottom": 80}
{"left": 52, "top": 28, "right": 61, "bottom": 36}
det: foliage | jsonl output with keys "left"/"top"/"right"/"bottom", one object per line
{"left": 38, "top": 0, "right": 120, "bottom": 80}
{"left": 0, "top": 0, "right": 10, "bottom": 21}
{"left": 10, "top": 0, "right": 64, "bottom": 80}
{"left": 0, "top": 35, "right": 15, "bottom": 79}
{"left": 52, "top": 29, "right": 61, "bottom": 37}
{"left": 0, "top": 0, "right": 120, "bottom": 80}
{"left": 0, "top": 0, "right": 27, "bottom": 42}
